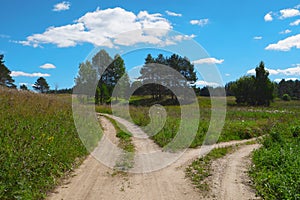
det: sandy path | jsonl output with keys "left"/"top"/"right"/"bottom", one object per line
{"left": 206, "top": 144, "right": 260, "bottom": 200}
{"left": 48, "top": 115, "right": 259, "bottom": 200}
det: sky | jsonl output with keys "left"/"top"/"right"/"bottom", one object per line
{"left": 1, "top": 0, "right": 300, "bottom": 89}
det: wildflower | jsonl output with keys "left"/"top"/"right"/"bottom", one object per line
{"left": 47, "top": 136, "right": 54, "bottom": 142}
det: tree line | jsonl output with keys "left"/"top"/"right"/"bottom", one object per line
{"left": 1, "top": 52, "right": 300, "bottom": 106}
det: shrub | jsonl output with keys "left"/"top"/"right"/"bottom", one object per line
{"left": 282, "top": 94, "right": 291, "bottom": 101}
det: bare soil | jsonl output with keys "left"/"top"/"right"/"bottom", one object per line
{"left": 47, "top": 115, "right": 259, "bottom": 200}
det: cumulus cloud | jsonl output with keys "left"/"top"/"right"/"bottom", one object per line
{"left": 290, "top": 19, "right": 300, "bottom": 26}
{"left": 193, "top": 57, "right": 224, "bottom": 65}
{"left": 265, "top": 34, "right": 300, "bottom": 51}
{"left": 279, "top": 8, "right": 300, "bottom": 19}
{"left": 53, "top": 1, "right": 71, "bottom": 12}
{"left": 39, "top": 63, "right": 56, "bottom": 69}
{"left": 279, "top": 29, "right": 292, "bottom": 34}
{"left": 190, "top": 19, "right": 209, "bottom": 26}
{"left": 165, "top": 10, "right": 182, "bottom": 17}
{"left": 264, "top": 12, "right": 273, "bottom": 21}
{"left": 254, "top": 36, "right": 263, "bottom": 40}
{"left": 247, "top": 65, "right": 300, "bottom": 76}
{"left": 11, "top": 71, "right": 50, "bottom": 77}
{"left": 18, "top": 7, "right": 186, "bottom": 48}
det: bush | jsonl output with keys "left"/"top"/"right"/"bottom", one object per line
{"left": 282, "top": 94, "right": 291, "bottom": 101}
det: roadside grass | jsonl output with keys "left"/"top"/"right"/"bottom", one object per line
{"left": 250, "top": 125, "right": 300, "bottom": 199}
{"left": 0, "top": 87, "right": 89, "bottom": 199}
{"left": 185, "top": 146, "right": 235, "bottom": 191}
{"left": 102, "top": 115, "right": 135, "bottom": 171}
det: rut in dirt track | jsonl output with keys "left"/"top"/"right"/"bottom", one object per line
{"left": 47, "top": 114, "right": 259, "bottom": 200}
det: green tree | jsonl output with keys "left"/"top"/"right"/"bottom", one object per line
{"left": 74, "top": 61, "right": 97, "bottom": 98}
{"left": 0, "top": 54, "right": 16, "bottom": 88}
{"left": 92, "top": 50, "right": 113, "bottom": 104}
{"left": 254, "top": 61, "right": 274, "bottom": 106}
{"left": 108, "top": 54, "right": 129, "bottom": 100}
{"left": 92, "top": 50, "right": 129, "bottom": 104}
{"left": 139, "top": 53, "right": 197, "bottom": 101}
{"left": 231, "top": 76, "right": 256, "bottom": 105}
{"left": 231, "top": 61, "right": 274, "bottom": 106}
{"left": 20, "top": 84, "right": 28, "bottom": 90}
{"left": 33, "top": 77, "right": 50, "bottom": 93}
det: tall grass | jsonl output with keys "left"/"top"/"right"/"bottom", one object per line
{"left": 0, "top": 87, "right": 88, "bottom": 199}
{"left": 250, "top": 125, "right": 300, "bottom": 199}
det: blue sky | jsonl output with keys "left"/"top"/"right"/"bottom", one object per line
{"left": 1, "top": 0, "right": 300, "bottom": 89}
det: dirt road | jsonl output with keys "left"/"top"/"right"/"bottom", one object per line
{"left": 204, "top": 144, "right": 260, "bottom": 200}
{"left": 47, "top": 115, "right": 259, "bottom": 200}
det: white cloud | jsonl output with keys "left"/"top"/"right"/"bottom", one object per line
{"left": 265, "top": 34, "right": 300, "bottom": 51}
{"left": 279, "top": 8, "right": 300, "bottom": 19}
{"left": 296, "top": 4, "right": 300, "bottom": 9}
{"left": 195, "top": 80, "right": 220, "bottom": 87}
{"left": 18, "top": 7, "right": 178, "bottom": 48}
{"left": 11, "top": 71, "right": 50, "bottom": 77}
{"left": 53, "top": 1, "right": 71, "bottom": 12}
{"left": 193, "top": 57, "right": 224, "bottom": 65}
{"left": 247, "top": 65, "right": 300, "bottom": 76}
{"left": 171, "top": 34, "right": 196, "bottom": 42}
{"left": 39, "top": 63, "right": 56, "bottom": 69}
{"left": 247, "top": 68, "right": 279, "bottom": 75}
{"left": 279, "top": 29, "right": 292, "bottom": 34}
{"left": 290, "top": 19, "right": 300, "bottom": 26}
{"left": 165, "top": 10, "right": 182, "bottom": 17}
{"left": 264, "top": 12, "right": 273, "bottom": 21}
{"left": 254, "top": 36, "right": 263, "bottom": 40}
{"left": 225, "top": 73, "right": 230, "bottom": 77}
{"left": 190, "top": 19, "right": 209, "bottom": 27}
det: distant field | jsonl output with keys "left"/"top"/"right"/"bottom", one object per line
{"left": 96, "top": 96, "right": 300, "bottom": 147}
{"left": 0, "top": 88, "right": 89, "bottom": 199}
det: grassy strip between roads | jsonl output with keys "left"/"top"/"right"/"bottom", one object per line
{"left": 101, "top": 115, "right": 135, "bottom": 171}
{"left": 0, "top": 88, "right": 89, "bottom": 199}
{"left": 185, "top": 146, "right": 235, "bottom": 192}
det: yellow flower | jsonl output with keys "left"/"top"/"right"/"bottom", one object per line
{"left": 47, "top": 136, "right": 54, "bottom": 142}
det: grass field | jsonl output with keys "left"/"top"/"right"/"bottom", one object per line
{"left": 1, "top": 87, "right": 299, "bottom": 199}
{"left": 96, "top": 96, "right": 300, "bottom": 148}
{"left": 0, "top": 87, "right": 90, "bottom": 199}
{"left": 250, "top": 125, "right": 300, "bottom": 199}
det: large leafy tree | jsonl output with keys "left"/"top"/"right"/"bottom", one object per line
{"left": 92, "top": 50, "right": 113, "bottom": 104}
{"left": 139, "top": 53, "right": 197, "bottom": 101}
{"left": 0, "top": 54, "right": 16, "bottom": 88}
{"left": 92, "top": 50, "right": 129, "bottom": 104}
{"left": 33, "top": 77, "right": 50, "bottom": 93}
{"left": 74, "top": 61, "right": 97, "bottom": 97}
{"left": 231, "top": 61, "right": 274, "bottom": 106}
